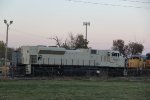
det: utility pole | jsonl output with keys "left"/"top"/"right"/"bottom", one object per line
{"left": 83, "top": 22, "right": 90, "bottom": 41}
{"left": 4, "top": 20, "right": 13, "bottom": 66}
{"left": 4, "top": 19, "right": 13, "bottom": 79}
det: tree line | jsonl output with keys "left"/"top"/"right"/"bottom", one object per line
{"left": 52, "top": 33, "right": 144, "bottom": 57}
{"left": 0, "top": 34, "right": 144, "bottom": 60}
{"left": 51, "top": 33, "right": 88, "bottom": 49}
{"left": 0, "top": 41, "right": 14, "bottom": 60}
{"left": 112, "top": 39, "right": 144, "bottom": 57}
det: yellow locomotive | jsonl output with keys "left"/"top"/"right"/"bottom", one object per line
{"left": 128, "top": 55, "right": 146, "bottom": 69}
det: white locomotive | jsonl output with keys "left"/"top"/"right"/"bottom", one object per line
{"left": 19, "top": 45, "right": 125, "bottom": 76}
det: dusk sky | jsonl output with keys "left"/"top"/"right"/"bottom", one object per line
{"left": 0, "top": 0, "right": 150, "bottom": 54}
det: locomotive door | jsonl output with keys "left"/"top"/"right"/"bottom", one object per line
{"left": 38, "top": 55, "right": 42, "bottom": 64}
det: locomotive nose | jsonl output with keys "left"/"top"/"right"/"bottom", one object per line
{"left": 146, "top": 60, "right": 150, "bottom": 68}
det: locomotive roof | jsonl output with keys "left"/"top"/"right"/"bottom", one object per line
{"left": 129, "top": 55, "right": 146, "bottom": 59}
{"left": 21, "top": 46, "right": 119, "bottom": 53}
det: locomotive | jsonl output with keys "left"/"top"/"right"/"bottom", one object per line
{"left": 12, "top": 45, "right": 125, "bottom": 76}
{"left": 127, "top": 53, "right": 150, "bottom": 69}
{"left": 128, "top": 55, "right": 146, "bottom": 69}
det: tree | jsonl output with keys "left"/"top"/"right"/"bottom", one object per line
{"left": 112, "top": 39, "right": 144, "bottom": 56}
{"left": 126, "top": 42, "right": 144, "bottom": 55}
{"left": 49, "top": 36, "right": 62, "bottom": 47}
{"left": 63, "top": 33, "right": 76, "bottom": 49}
{"left": 112, "top": 39, "right": 125, "bottom": 55}
{"left": 0, "top": 40, "right": 14, "bottom": 60}
{"left": 74, "top": 34, "right": 88, "bottom": 49}
{"left": 52, "top": 33, "right": 89, "bottom": 49}
{"left": 0, "top": 41, "right": 5, "bottom": 59}
{"left": 63, "top": 33, "right": 89, "bottom": 49}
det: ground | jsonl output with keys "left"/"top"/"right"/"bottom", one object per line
{"left": 0, "top": 77, "right": 150, "bottom": 100}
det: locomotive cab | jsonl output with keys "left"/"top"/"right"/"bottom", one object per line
{"left": 146, "top": 53, "right": 150, "bottom": 68}
{"left": 128, "top": 55, "right": 145, "bottom": 69}
{"left": 109, "top": 51, "right": 125, "bottom": 67}
{"left": 111, "top": 52, "right": 121, "bottom": 60}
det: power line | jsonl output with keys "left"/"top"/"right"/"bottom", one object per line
{"left": 92, "top": 0, "right": 150, "bottom": 4}
{"left": 119, "top": 0, "right": 150, "bottom": 4}
{"left": 66, "top": 0, "right": 150, "bottom": 9}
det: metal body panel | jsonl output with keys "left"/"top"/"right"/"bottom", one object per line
{"left": 20, "top": 46, "right": 125, "bottom": 68}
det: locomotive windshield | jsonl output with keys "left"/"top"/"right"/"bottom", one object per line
{"left": 146, "top": 53, "right": 150, "bottom": 60}
{"left": 132, "top": 57, "right": 140, "bottom": 59}
{"left": 112, "top": 53, "right": 120, "bottom": 57}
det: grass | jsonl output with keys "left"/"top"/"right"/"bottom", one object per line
{"left": 0, "top": 78, "right": 150, "bottom": 100}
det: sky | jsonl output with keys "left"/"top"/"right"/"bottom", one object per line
{"left": 0, "top": 0, "right": 150, "bottom": 54}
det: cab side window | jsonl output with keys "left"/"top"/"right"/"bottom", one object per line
{"left": 91, "top": 50, "right": 97, "bottom": 54}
